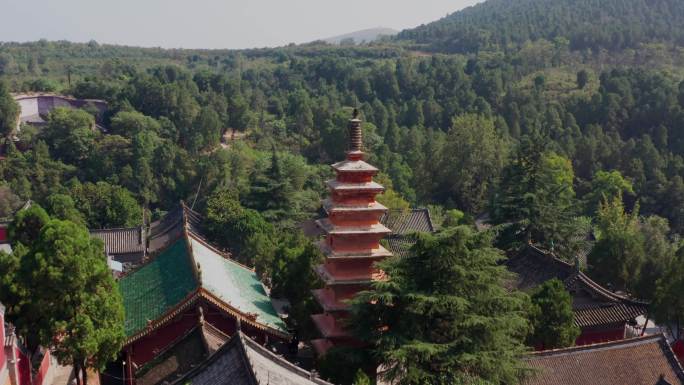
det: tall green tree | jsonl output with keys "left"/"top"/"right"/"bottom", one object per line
{"left": 44, "top": 193, "right": 87, "bottom": 227}
{"left": 583, "top": 170, "right": 634, "bottom": 216}
{"left": 8, "top": 203, "right": 50, "bottom": 248}
{"left": 491, "top": 136, "right": 578, "bottom": 252}
{"left": 269, "top": 232, "right": 322, "bottom": 331}
{"left": 205, "top": 188, "right": 275, "bottom": 268}
{"left": 576, "top": 70, "right": 589, "bottom": 89}
{"left": 109, "top": 111, "right": 161, "bottom": 138}
{"left": 633, "top": 216, "right": 677, "bottom": 300}
{"left": 0, "top": 184, "right": 22, "bottom": 219}
{"left": 588, "top": 195, "right": 645, "bottom": 291}
{"left": 41, "top": 108, "right": 97, "bottom": 165}
{"left": 0, "top": 81, "right": 19, "bottom": 137}
{"left": 247, "top": 148, "right": 295, "bottom": 223}
{"left": 438, "top": 114, "right": 509, "bottom": 213}
{"left": 70, "top": 181, "right": 142, "bottom": 228}
{"left": 652, "top": 249, "right": 684, "bottom": 341}
{"left": 0, "top": 218, "right": 124, "bottom": 385}
{"left": 526, "top": 279, "right": 579, "bottom": 349}
{"left": 349, "top": 226, "right": 529, "bottom": 385}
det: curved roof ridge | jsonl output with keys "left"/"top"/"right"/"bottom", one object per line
{"left": 170, "top": 332, "right": 258, "bottom": 385}
{"left": 574, "top": 271, "right": 649, "bottom": 305}
{"left": 91, "top": 225, "right": 144, "bottom": 232}
{"left": 186, "top": 231, "right": 252, "bottom": 272}
{"left": 526, "top": 244, "right": 575, "bottom": 269}
{"left": 530, "top": 334, "right": 665, "bottom": 357}
{"left": 239, "top": 331, "right": 334, "bottom": 384}
{"left": 526, "top": 244, "right": 648, "bottom": 305}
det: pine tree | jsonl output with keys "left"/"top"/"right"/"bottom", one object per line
{"left": 247, "top": 148, "right": 295, "bottom": 223}
{"left": 588, "top": 194, "right": 645, "bottom": 291}
{"left": 349, "top": 226, "right": 529, "bottom": 385}
{"left": 526, "top": 279, "right": 580, "bottom": 349}
{"left": 491, "top": 135, "right": 578, "bottom": 254}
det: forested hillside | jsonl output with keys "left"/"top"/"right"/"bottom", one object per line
{"left": 398, "top": 0, "right": 684, "bottom": 53}
{"left": 2, "top": 1, "right": 684, "bottom": 381}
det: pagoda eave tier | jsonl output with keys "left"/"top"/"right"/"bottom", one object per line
{"left": 311, "top": 313, "right": 352, "bottom": 339}
{"left": 316, "top": 218, "right": 391, "bottom": 236}
{"left": 319, "top": 241, "right": 392, "bottom": 260}
{"left": 315, "top": 264, "right": 385, "bottom": 285}
{"left": 332, "top": 159, "right": 379, "bottom": 173}
{"left": 323, "top": 199, "right": 388, "bottom": 214}
{"left": 326, "top": 180, "right": 385, "bottom": 193}
{"left": 312, "top": 289, "right": 349, "bottom": 312}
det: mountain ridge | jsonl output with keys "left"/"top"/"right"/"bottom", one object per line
{"left": 396, "top": 0, "right": 684, "bottom": 53}
{"left": 320, "top": 27, "right": 398, "bottom": 45}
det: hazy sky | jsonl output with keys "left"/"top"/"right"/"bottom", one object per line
{"left": 0, "top": 0, "right": 482, "bottom": 49}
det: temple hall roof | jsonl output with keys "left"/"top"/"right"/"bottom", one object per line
{"left": 135, "top": 322, "right": 229, "bottom": 385}
{"left": 523, "top": 334, "right": 684, "bottom": 385}
{"left": 507, "top": 245, "right": 649, "bottom": 328}
{"left": 148, "top": 202, "right": 209, "bottom": 255}
{"left": 119, "top": 230, "right": 287, "bottom": 341}
{"left": 380, "top": 209, "right": 435, "bottom": 258}
{"left": 119, "top": 238, "right": 198, "bottom": 337}
{"left": 380, "top": 209, "right": 435, "bottom": 234}
{"left": 173, "top": 331, "right": 333, "bottom": 385}
{"left": 90, "top": 226, "right": 146, "bottom": 263}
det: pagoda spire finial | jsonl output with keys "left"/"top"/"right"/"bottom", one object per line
{"left": 347, "top": 109, "right": 363, "bottom": 160}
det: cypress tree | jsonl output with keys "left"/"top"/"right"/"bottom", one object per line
{"left": 349, "top": 226, "right": 529, "bottom": 385}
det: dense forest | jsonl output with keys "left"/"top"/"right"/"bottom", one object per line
{"left": 398, "top": 0, "right": 684, "bottom": 53}
{"left": 1, "top": 0, "right": 684, "bottom": 383}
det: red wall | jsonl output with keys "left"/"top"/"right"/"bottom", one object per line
{"left": 0, "top": 309, "right": 5, "bottom": 371}
{"left": 16, "top": 348, "right": 31, "bottom": 385}
{"left": 127, "top": 302, "right": 283, "bottom": 368}
{"left": 32, "top": 350, "right": 51, "bottom": 385}
{"left": 0, "top": 228, "right": 7, "bottom": 243}
{"left": 672, "top": 340, "right": 684, "bottom": 365}
{"left": 128, "top": 311, "right": 197, "bottom": 367}
{"left": 575, "top": 325, "right": 626, "bottom": 346}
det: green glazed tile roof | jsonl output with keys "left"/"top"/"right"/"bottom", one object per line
{"left": 119, "top": 239, "right": 198, "bottom": 336}
{"left": 190, "top": 238, "right": 287, "bottom": 333}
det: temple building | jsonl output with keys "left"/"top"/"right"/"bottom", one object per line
{"left": 90, "top": 226, "right": 146, "bottom": 269}
{"left": 379, "top": 209, "right": 435, "bottom": 258}
{"left": 310, "top": 112, "right": 393, "bottom": 355}
{"left": 507, "top": 244, "right": 649, "bottom": 346}
{"left": 522, "top": 334, "right": 684, "bottom": 385}
{"left": 12, "top": 93, "right": 107, "bottom": 132}
{"left": 170, "top": 331, "right": 332, "bottom": 385}
{"left": 117, "top": 203, "right": 289, "bottom": 385}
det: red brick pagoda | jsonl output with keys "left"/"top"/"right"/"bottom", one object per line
{"left": 311, "top": 111, "right": 392, "bottom": 355}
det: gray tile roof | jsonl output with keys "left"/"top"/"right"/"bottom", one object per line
{"left": 380, "top": 209, "right": 435, "bottom": 258}
{"left": 523, "top": 335, "right": 684, "bottom": 385}
{"left": 90, "top": 226, "right": 145, "bottom": 263}
{"left": 135, "top": 322, "right": 229, "bottom": 385}
{"left": 507, "top": 245, "right": 649, "bottom": 328}
{"left": 380, "top": 209, "right": 435, "bottom": 234}
{"left": 173, "top": 332, "right": 332, "bottom": 385}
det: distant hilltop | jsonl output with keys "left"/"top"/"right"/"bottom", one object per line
{"left": 321, "top": 27, "right": 399, "bottom": 45}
